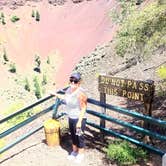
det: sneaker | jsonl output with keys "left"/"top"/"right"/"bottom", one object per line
{"left": 67, "top": 151, "right": 78, "bottom": 160}
{"left": 74, "top": 153, "right": 84, "bottom": 163}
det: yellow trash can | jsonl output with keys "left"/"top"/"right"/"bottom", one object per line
{"left": 44, "top": 119, "right": 60, "bottom": 146}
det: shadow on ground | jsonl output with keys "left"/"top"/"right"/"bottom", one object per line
{"left": 60, "top": 126, "right": 111, "bottom": 165}
{"left": 60, "top": 127, "right": 108, "bottom": 152}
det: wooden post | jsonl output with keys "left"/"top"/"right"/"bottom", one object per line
{"left": 144, "top": 80, "right": 155, "bottom": 116}
{"left": 143, "top": 80, "right": 154, "bottom": 142}
{"left": 100, "top": 92, "right": 106, "bottom": 142}
{"left": 98, "top": 75, "right": 155, "bottom": 143}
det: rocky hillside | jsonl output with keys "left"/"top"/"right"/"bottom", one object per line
{"left": 75, "top": 41, "right": 165, "bottom": 93}
{"left": 74, "top": 39, "right": 166, "bottom": 117}
{"left": 0, "top": 0, "right": 85, "bottom": 9}
{"left": 73, "top": 10, "right": 166, "bottom": 163}
{"left": 73, "top": 1, "right": 166, "bottom": 120}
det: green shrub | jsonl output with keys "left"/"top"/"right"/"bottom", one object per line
{"left": 35, "top": 54, "right": 41, "bottom": 68}
{"left": 47, "top": 56, "right": 50, "bottom": 64}
{"left": 24, "top": 77, "right": 31, "bottom": 92}
{"left": 115, "top": 2, "right": 166, "bottom": 57}
{"left": 34, "top": 54, "right": 41, "bottom": 72}
{"left": 1, "top": 12, "right": 4, "bottom": 18}
{"left": 106, "top": 140, "right": 147, "bottom": 165}
{"left": 35, "top": 11, "right": 40, "bottom": 21}
{"left": 0, "top": 12, "right": 5, "bottom": 25}
{"left": 9, "top": 63, "right": 16, "bottom": 73}
{"left": 156, "top": 65, "right": 166, "bottom": 96}
{"left": 109, "top": 0, "right": 136, "bottom": 24}
{"left": 31, "top": 10, "right": 35, "bottom": 18}
{"left": 158, "top": 0, "right": 165, "bottom": 5}
{"left": 157, "top": 65, "right": 166, "bottom": 79}
{"left": 34, "top": 76, "right": 42, "bottom": 99}
{"left": 3, "top": 49, "right": 9, "bottom": 63}
{"left": 1, "top": 17, "right": 6, "bottom": 25}
{"left": 42, "top": 74, "right": 47, "bottom": 85}
{"left": 10, "top": 16, "right": 20, "bottom": 23}
{"left": 136, "top": 0, "right": 144, "bottom": 5}
{"left": 31, "top": 10, "right": 40, "bottom": 21}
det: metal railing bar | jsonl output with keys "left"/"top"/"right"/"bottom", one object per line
{"left": 87, "top": 98, "right": 166, "bottom": 127}
{"left": 0, "top": 85, "right": 165, "bottom": 157}
{"left": 0, "top": 87, "right": 69, "bottom": 125}
{"left": 86, "top": 120, "right": 165, "bottom": 156}
{"left": 0, "top": 95, "right": 54, "bottom": 124}
{"left": 0, "top": 105, "right": 54, "bottom": 139}
{"left": 0, "top": 113, "right": 65, "bottom": 154}
{"left": 52, "top": 98, "right": 61, "bottom": 119}
{"left": 87, "top": 110, "right": 166, "bottom": 141}
{"left": 0, "top": 125, "right": 43, "bottom": 154}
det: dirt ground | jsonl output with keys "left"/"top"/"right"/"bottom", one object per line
{"left": 0, "top": 123, "right": 108, "bottom": 166}
{"left": 0, "top": 103, "right": 164, "bottom": 166}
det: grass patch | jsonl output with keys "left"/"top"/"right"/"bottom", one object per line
{"left": 0, "top": 101, "right": 43, "bottom": 133}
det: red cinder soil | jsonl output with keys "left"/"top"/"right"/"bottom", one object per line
{"left": 0, "top": 0, "right": 118, "bottom": 88}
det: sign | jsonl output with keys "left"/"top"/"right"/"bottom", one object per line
{"left": 98, "top": 75, "right": 154, "bottom": 103}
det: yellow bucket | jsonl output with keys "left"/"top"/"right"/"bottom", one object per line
{"left": 44, "top": 119, "right": 60, "bottom": 146}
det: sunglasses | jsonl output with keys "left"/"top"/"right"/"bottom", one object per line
{"left": 69, "top": 78, "right": 79, "bottom": 84}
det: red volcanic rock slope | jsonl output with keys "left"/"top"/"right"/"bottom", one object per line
{"left": 0, "top": 0, "right": 118, "bottom": 88}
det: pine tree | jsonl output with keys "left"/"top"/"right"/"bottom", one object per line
{"left": 31, "top": 10, "right": 35, "bottom": 18}
{"left": 34, "top": 54, "right": 41, "bottom": 73}
{"left": 25, "top": 78, "right": 30, "bottom": 92}
{"left": 2, "top": 17, "right": 6, "bottom": 25}
{"left": 9, "top": 63, "right": 16, "bottom": 73}
{"left": 47, "top": 56, "right": 50, "bottom": 64}
{"left": 35, "top": 11, "right": 40, "bottom": 21}
{"left": 35, "top": 55, "right": 41, "bottom": 68}
{"left": 3, "top": 49, "right": 8, "bottom": 63}
{"left": 42, "top": 74, "right": 47, "bottom": 85}
{"left": 1, "top": 12, "right": 4, "bottom": 18}
{"left": 34, "top": 77, "right": 42, "bottom": 99}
